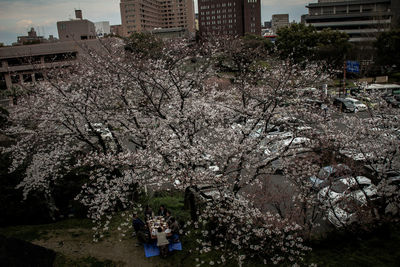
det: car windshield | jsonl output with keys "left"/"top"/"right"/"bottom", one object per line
{"left": 318, "top": 166, "right": 335, "bottom": 179}
{"left": 354, "top": 101, "right": 363, "bottom": 105}
{"left": 330, "top": 182, "right": 348, "bottom": 193}
{"left": 336, "top": 200, "right": 359, "bottom": 213}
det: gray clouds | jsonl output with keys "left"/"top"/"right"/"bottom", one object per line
{"left": 0, "top": 0, "right": 310, "bottom": 44}
{"left": 0, "top": 0, "right": 121, "bottom": 44}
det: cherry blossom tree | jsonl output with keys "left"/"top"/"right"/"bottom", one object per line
{"left": 4, "top": 36, "right": 399, "bottom": 265}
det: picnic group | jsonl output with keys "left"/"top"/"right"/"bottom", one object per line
{"left": 132, "top": 204, "right": 181, "bottom": 258}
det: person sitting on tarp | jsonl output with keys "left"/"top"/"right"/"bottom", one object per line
{"left": 153, "top": 227, "right": 170, "bottom": 258}
{"left": 164, "top": 210, "right": 172, "bottom": 224}
{"left": 144, "top": 205, "right": 154, "bottom": 220}
{"left": 132, "top": 213, "right": 147, "bottom": 245}
{"left": 168, "top": 217, "right": 180, "bottom": 243}
{"left": 157, "top": 205, "right": 167, "bottom": 217}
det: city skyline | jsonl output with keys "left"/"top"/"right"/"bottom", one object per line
{"left": 0, "top": 0, "right": 309, "bottom": 44}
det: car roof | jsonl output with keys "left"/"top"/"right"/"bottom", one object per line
{"left": 345, "top": 98, "right": 360, "bottom": 102}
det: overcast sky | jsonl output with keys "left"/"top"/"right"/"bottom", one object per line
{"left": 0, "top": 0, "right": 312, "bottom": 45}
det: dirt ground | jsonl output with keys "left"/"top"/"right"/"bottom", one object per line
{"left": 32, "top": 229, "right": 170, "bottom": 267}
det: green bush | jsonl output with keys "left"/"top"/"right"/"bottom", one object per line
{"left": 147, "top": 191, "right": 190, "bottom": 223}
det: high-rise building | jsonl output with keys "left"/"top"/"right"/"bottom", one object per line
{"left": 304, "top": 0, "right": 397, "bottom": 42}
{"left": 271, "top": 14, "right": 289, "bottom": 33}
{"left": 120, "top": 0, "right": 195, "bottom": 37}
{"left": 198, "top": 0, "right": 261, "bottom": 36}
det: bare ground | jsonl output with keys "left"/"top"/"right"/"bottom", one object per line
{"left": 32, "top": 228, "right": 174, "bottom": 267}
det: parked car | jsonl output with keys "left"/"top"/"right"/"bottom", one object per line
{"left": 309, "top": 164, "right": 351, "bottom": 189}
{"left": 333, "top": 97, "right": 356, "bottom": 113}
{"left": 318, "top": 176, "right": 377, "bottom": 205}
{"left": 86, "top": 123, "right": 113, "bottom": 139}
{"left": 344, "top": 97, "right": 368, "bottom": 112}
{"left": 356, "top": 96, "right": 379, "bottom": 109}
{"left": 318, "top": 176, "right": 378, "bottom": 227}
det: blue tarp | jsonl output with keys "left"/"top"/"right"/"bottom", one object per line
{"left": 144, "top": 239, "right": 182, "bottom": 258}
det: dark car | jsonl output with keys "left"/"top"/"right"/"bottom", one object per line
{"left": 349, "top": 87, "right": 362, "bottom": 96}
{"left": 305, "top": 98, "right": 323, "bottom": 108}
{"left": 382, "top": 95, "right": 400, "bottom": 108}
{"left": 333, "top": 97, "right": 356, "bottom": 112}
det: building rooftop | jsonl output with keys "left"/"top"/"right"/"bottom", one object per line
{"left": 0, "top": 39, "right": 100, "bottom": 59}
{"left": 307, "top": 0, "right": 390, "bottom": 7}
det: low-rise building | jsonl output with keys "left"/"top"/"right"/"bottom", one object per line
{"left": 94, "top": 21, "right": 111, "bottom": 37}
{"left": 0, "top": 39, "right": 104, "bottom": 91}
{"left": 271, "top": 14, "right": 289, "bottom": 33}
{"left": 304, "top": 0, "right": 396, "bottom": 42}
{"left": 57, "top": 10, "right": 96, "bottom": 41}
{"left": 16, "top": 28, "right": 46, "bottom": 45}
{"left": 110, "top": 25, "right": 124, "bottom": 36}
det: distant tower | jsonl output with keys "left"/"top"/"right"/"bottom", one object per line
{"left": 27, "top": 27, "right": 37, "bottom": 37}
{"left": 75, "top": 9, "right": 83, "bottom": 20}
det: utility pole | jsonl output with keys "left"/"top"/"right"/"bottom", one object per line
{"left": 343, "top": 60, "right": 347, "bottom": 97}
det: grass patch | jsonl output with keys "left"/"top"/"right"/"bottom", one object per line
{"left": 145, "top": 191, "right": 190, "bottom": 223}
{"left": 305, "top": 224, "right": 400, "bottom": 266}
{"left": 0, "top": 218, "right": 93, "bottom": 242}
{"left": 3, "top": 192, "right": 400, "bottom": 267}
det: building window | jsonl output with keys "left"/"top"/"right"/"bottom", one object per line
{"left": 11, "top": 74, "right": 20, "bottom": 84}
{"left": 35, "top": 73, "right": 44, "bottom": 81}
{"left": 23, "top": 74, "right": 33, "bottom": 83}
{"left": 0, "top": 74, "right": 6, "bottom": 90}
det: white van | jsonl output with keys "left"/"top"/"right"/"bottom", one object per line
{"left": 345, "top": 97, "right": 367, "bottom": 111}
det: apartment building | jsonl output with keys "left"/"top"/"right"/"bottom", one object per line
{"left": 120, "top": 0, "right": 195, "bottom": 37}
{"left": 304, "top": 0, "right": 398, "bottom": 42}
{"left": 198, "top": 0, "right": 261, "bottom": 36}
